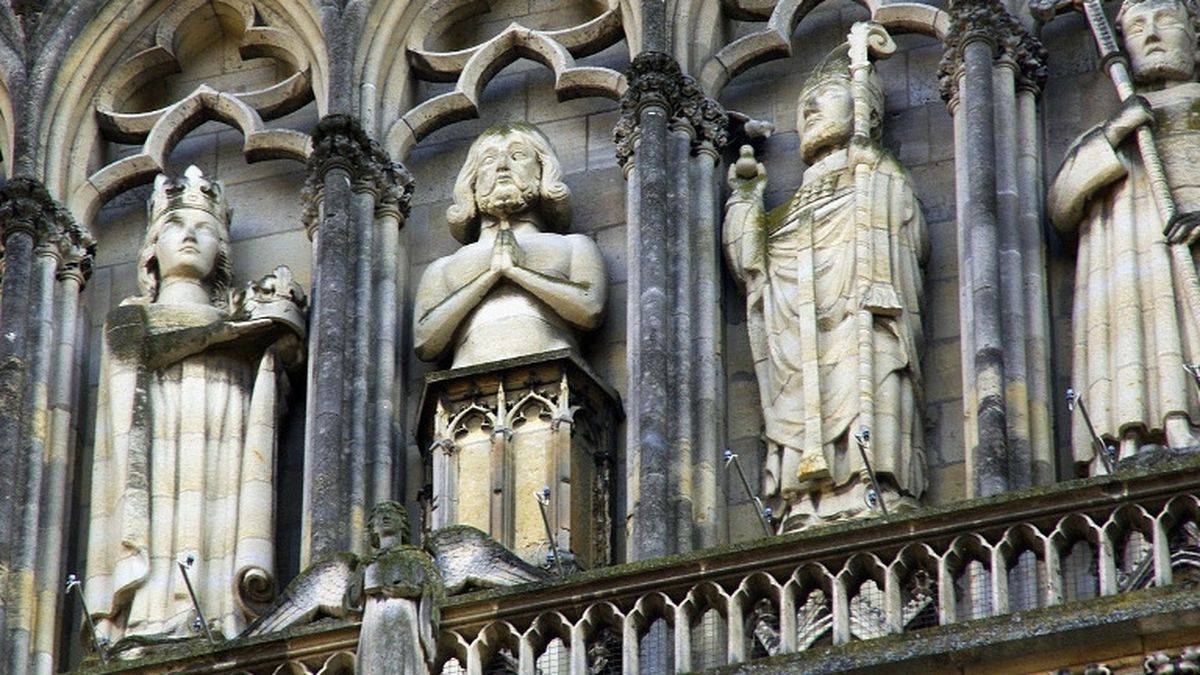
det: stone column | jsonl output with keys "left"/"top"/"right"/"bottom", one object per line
{"left": 301, "top": 116, "right": 412, "bottom": 565}
{"left": 940, "top": 0, "right": 1049, "bottom": 497}
{"left": 31, "top": 241, "right": 90, "bottom": 675}
{"left": 615, "top": 54, "right": 728, "bottom": 560}
{"left": 0, "top": 180, "right": 92, "bottom": 674}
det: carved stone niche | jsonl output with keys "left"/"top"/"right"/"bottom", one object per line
{"left": 418, "top": 348, "right": 621, "bottom": 571}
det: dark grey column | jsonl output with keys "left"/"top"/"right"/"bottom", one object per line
{"left": 617, "top": 53, "right": 676, "bottom": 561}
{"left": 0, "top": 180, "right": 92, "bottom": 674}
{"left": 941, "top": 0, "right": 1049, "bottom": 497}
{"left": 301, "top": 115, "right": 412, "bottom": 565}
{"left": 616, "top": 54, "right": 729, "bottom": 560}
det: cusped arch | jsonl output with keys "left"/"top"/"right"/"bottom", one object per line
{"left": 68, "top": 86, "right": 311, "bottom": 225}
{"left": 699, "top": 0, "right": 949, "bottom": 95}
{"left": 385, "top": 20, "right": 627, "bottom": 158}
{"left": 38, "top": 0, "right": 326, "bottom": 209}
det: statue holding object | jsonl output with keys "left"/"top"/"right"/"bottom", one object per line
{"left": 723, "top": 24, "right": 929, "bottom": 532}
{"left": 1048, "top": 0, "right": 1200, "bottom": 471}
{"left": 84, "top": 166, "right": 307, "bottom": 646}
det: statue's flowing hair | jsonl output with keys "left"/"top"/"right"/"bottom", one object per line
{"left": 446, "top": 122, "right": 572, "bottom": 244}
{"left": 137, "top": 194, "right": 233, "bottom": 307}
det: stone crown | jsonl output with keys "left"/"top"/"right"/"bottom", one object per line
{"left": 148, "top": 165, "right": 230, "bottom": 225}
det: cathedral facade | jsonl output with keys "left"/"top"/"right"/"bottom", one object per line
{"left": 0, "top": 0, "right": 1197, "bottom": 672}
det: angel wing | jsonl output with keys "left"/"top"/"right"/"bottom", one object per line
{"left": 425, "top": 525, "right": 550, "bottom": 595}
{"left": 241, "top": 552, "right": 360, "bottom": 637}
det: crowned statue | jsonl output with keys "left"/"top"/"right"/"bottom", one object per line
{"left": 85, "top": 166, "right": 307, "bottom": 646}
{"left": 1049, "top": 0, "right": 1200, "bottom": 471}
{"left": 413, "top": 122, "right": 607, "bottom": 368}
{"left": 723, "top": 26, "right": 928, "bottom": 531}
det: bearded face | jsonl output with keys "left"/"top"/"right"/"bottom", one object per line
{"left": 473, "top": 134, "right": 543, "bottom": 219}
{"left": 798, "top": 79, "right": 855, "bottom": 165}
{"left": 1122, "top": 0, "right": 1197, "bottom": 85}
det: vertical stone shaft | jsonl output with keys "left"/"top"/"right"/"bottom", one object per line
{"left": 32, "top": 271, "right": 83, "bottom": 675}
{"left": 303, "top": 162, "right": 355, "bottom": 566}
{"left": 0, "top": 224, "right": 36, "bottom": 666}
{"left": 992, "top": 61, "right": 1032, "bottom": 488}
{"left": 8, "top": 249, "right": 59, "bottom": 674}
{"left": 959, "top": 38, "right": 1010, "bottom": 497}
{"left": 692, "top": 146, "right": 725, "bottom": 549}
{"left": 1016, "top": 86, "right": 1054, "bottom": 484}
{"left": 632, "top": 96, "right": 674, "bottom": 561}
{"left": 668, "top": 125, "right": 694, "bottom": 554}
{"left": 372, "top": 210, "right": 404, "bottom": 503}
{"left": 348, "top": 188, "right": 376, "bottom": 548}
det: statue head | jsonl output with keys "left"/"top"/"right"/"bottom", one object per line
{"left": 1118, "top": 0, "right": 1200, "bottom": 85}
{"left": 139, "top": 166, "right": 233, "bottom": 305}
{"left": 797, "top": 43, "right": 884, "bottom": 165}
{"left": 368, "top": 500, "right": 411, "bottom": 549}
{"left": 446, "top": 122, "right": 572, "bottom": 244}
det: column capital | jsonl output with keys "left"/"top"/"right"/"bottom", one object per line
{"left": 0, "top": 178, "right": 95, "bottom": 281}
{"left": 938, "top": 0, "right": 1047, "bottom": 105}
{"left": 303, "top": 115, "right": 414, "bottom": 234}
{"left": 614, "top": 52, "right": 729, "bottom": 169}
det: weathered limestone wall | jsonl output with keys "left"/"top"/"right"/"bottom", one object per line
{"left": 717, "top": 0, "right": 962, "bottom": 541}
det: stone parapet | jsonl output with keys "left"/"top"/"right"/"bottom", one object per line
{"left": 79, "top": 456, "right": 1200, "bottom": 673}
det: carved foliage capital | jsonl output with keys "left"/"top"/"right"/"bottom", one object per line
{"left": 0, "top": 178, "right": 95, "bottom": 281}
{"left": 938, "top": 0, "right": 1047, "bottom": 103}
{"left": 614, "top": 52, "right": 729, "bottom": 167}
{"left": 303, "top": 115, "right": 414, "bottom": 233}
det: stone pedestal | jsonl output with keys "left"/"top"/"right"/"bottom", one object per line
{"left": 418, "top": 349, "right": 620, "bottom": 570}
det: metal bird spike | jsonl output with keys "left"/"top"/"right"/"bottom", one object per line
{"left": 1184, "top": 364, "right": 1200, "bottom": 399}
{"left": 853, "top": 427, "right": 889, "bottom": 517}
{"left": 535, "top": 486, "right": 565, "bottom": 577}
{"left": 177, "top": 555, "right": 218, "bottom": 644}
{"left": 1067, "top": 388, "right": 1117, "bottom": 474}
{"left": 66, "top": 574, "right": 108, "bottom": 663}
{"left": 723, "top": 450, "right": 775, "bottom": 537}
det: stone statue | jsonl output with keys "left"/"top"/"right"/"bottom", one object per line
{"left": 1048, "top": 0, "right": 1200, "bottom": 471}
{"left": 413, "top": 122, "right": 607, "bottom": 368}
{"left": 723, "top": 37, "right": 928, "bottom": 531}
{"left": 84, "top": 166, "right": 306, "bottom": 646}
{"left": 245, "top": 502, "right": 547, "bottom": 674}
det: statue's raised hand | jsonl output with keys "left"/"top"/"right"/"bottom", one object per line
{"left": 727, "top": 145, "right": 766, "bottom": 198}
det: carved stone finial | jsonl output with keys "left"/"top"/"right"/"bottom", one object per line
{"left": 613, "top": 52, "right": 729, "bottom": 167}
{"left": 302, "top": 115, "right": 414, "bottom": 234}
{"left": 938, "top": 0, "right": 1048, "bottom": 103}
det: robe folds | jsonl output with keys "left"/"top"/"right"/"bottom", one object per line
{"left": 725, "top": 148, "right": 928, "bottom": 523}
{"left": 1048, "top": 82, "right": 1200, "bottom": 471}
{"left": 85, "top": 301, "right": 287, "bottom": 642}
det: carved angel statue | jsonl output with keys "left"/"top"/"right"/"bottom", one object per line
{"left": 244, "top": 501, "right": 547, "bottom": 673}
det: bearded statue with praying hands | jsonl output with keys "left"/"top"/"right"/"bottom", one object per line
{"left": 413, "top": 122, "right": 607, "bottom": 368}
{"left": 84, "top": 166, "right": 306, "bottom": 648}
